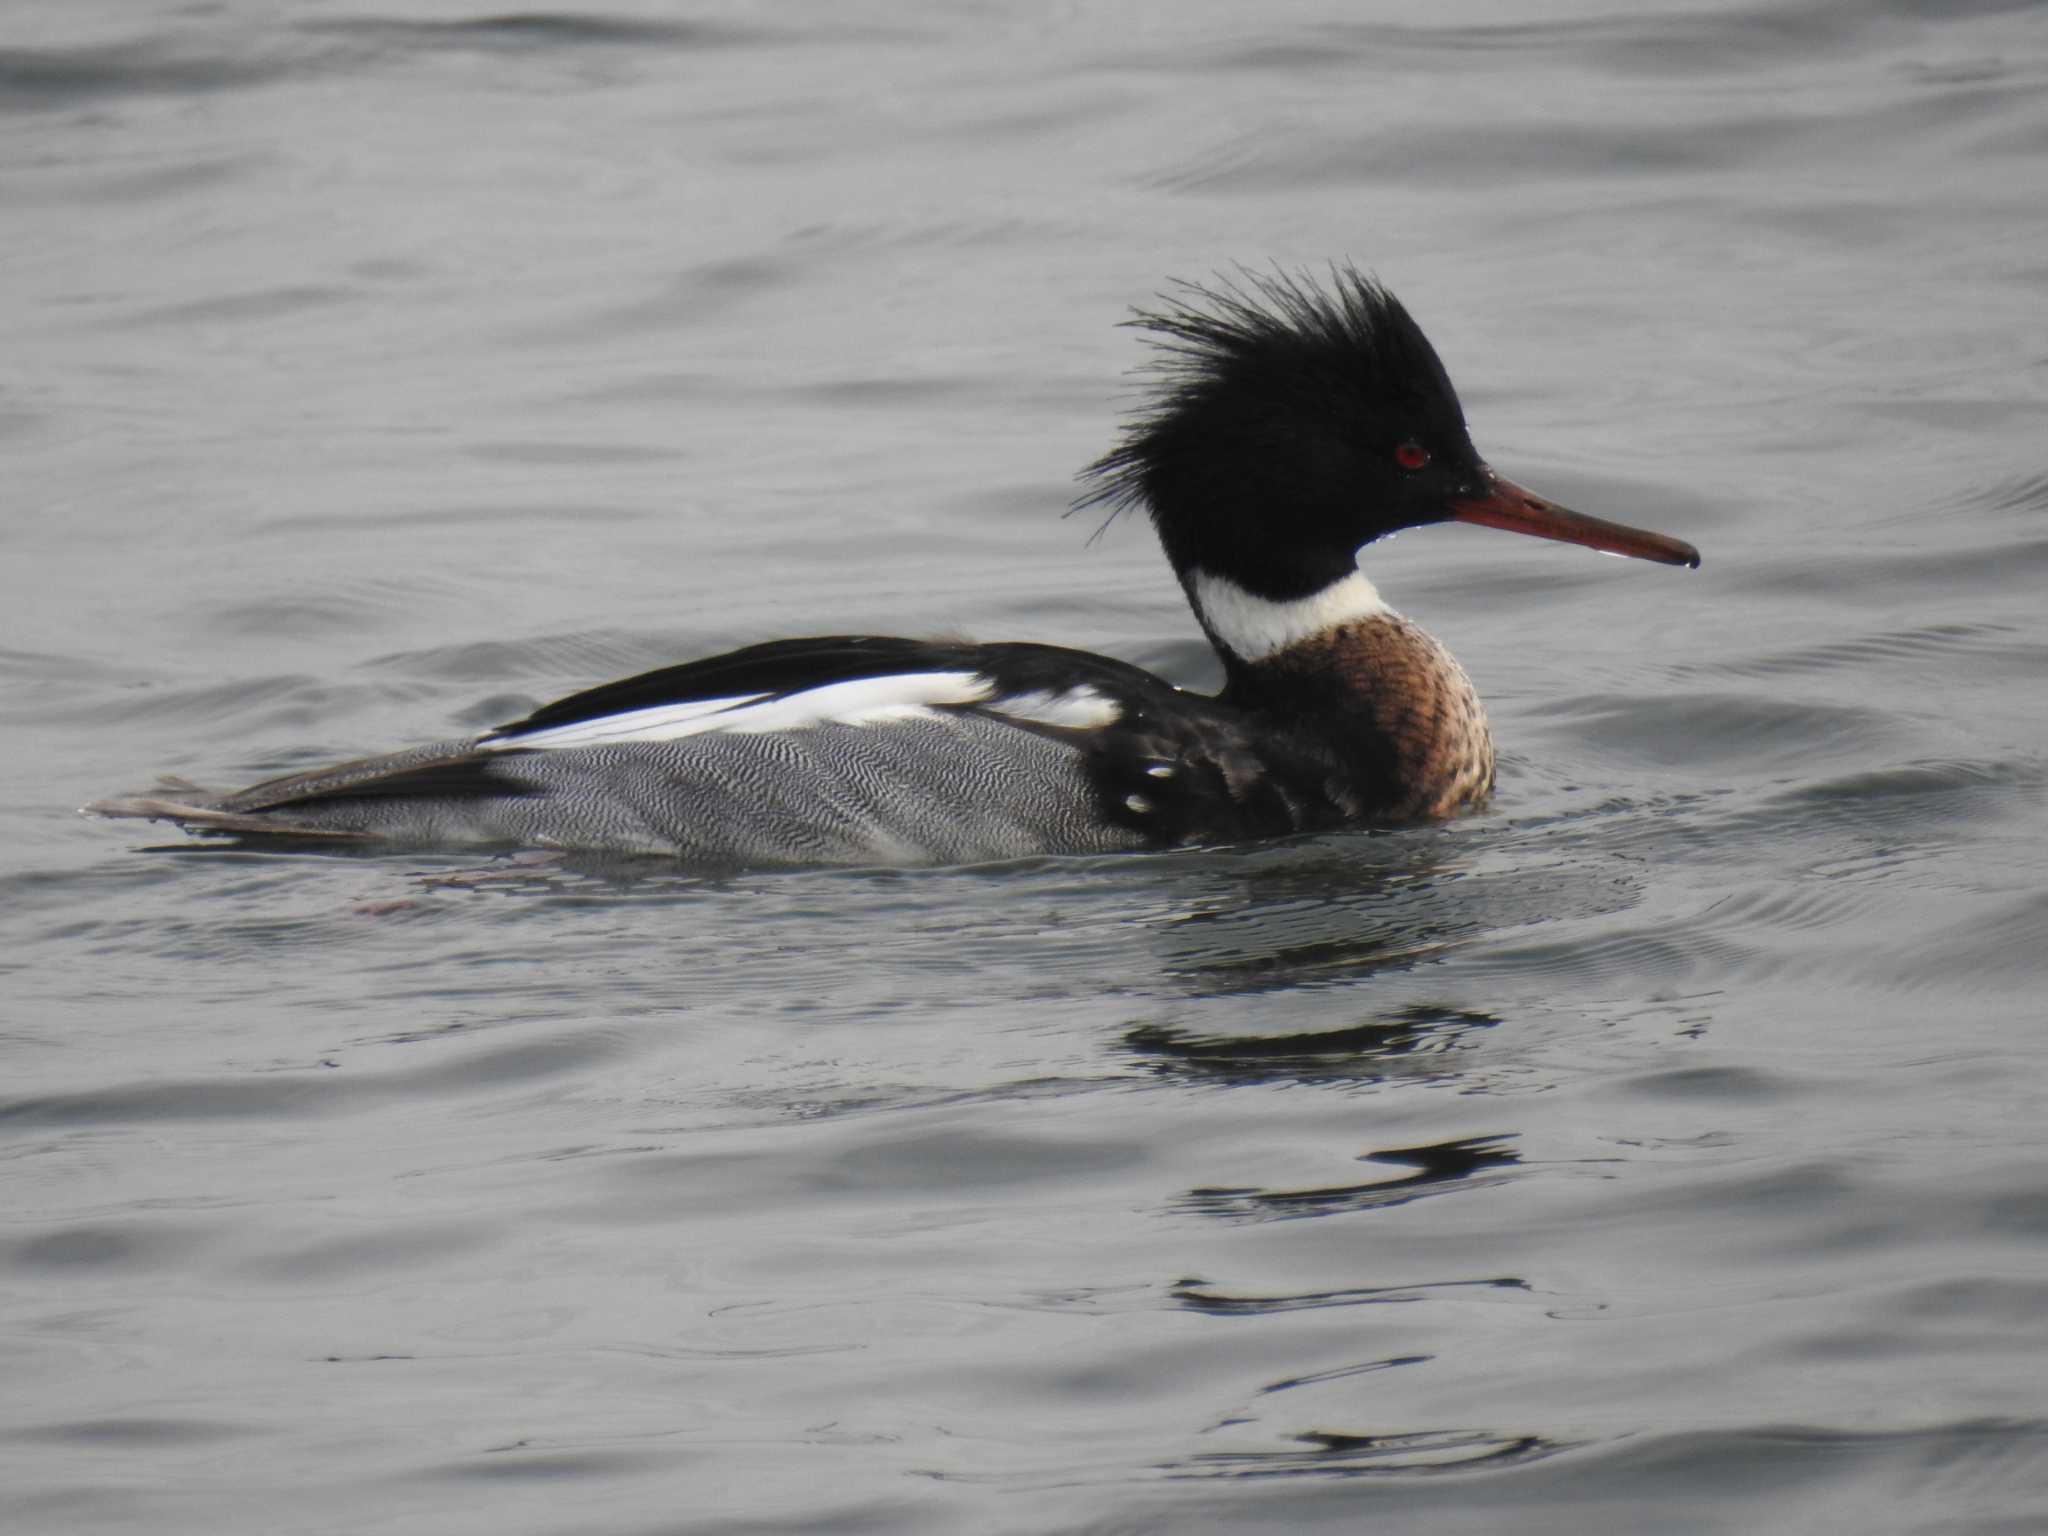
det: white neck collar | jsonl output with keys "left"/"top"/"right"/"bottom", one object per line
{"left": 1186, "top": 567, "right": 1391, "bottom": 663}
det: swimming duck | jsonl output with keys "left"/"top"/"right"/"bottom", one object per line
{"left": 88, "top": 267, "right": 1699, "bottom": 865}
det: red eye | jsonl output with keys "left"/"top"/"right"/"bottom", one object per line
{"left": 1394, "top": 441, "right": 1430, "bottom": 471}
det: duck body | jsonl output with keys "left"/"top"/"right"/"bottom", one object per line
{"left": 90, "top": 620, "right": 1491, "bottom": 863}
{"left": 88, "top": 269, "right": 1697, "bottom": 867}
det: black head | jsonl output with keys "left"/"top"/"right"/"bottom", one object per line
{"left": 1078, "top": 266, "right": 1488, "bottom": 601}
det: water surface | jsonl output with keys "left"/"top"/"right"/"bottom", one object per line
{"left": 4, "top": 2, "right": 2047, "bottom": 1531}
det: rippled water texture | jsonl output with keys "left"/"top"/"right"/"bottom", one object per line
{"left": 5, "top": 2, "right": 2047, "bottom": 1532}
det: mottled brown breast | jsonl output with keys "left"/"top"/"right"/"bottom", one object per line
{"left": 1267, "top": 613, "right": 1496, "bottom": 821}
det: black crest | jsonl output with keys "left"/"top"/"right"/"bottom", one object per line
{"left": 1075, "top": 265, "right": 1465, "bottom": 527}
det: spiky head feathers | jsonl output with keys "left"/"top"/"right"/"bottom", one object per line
{"left": 1078, "top": 267, "right": 1485, "bottom": 600}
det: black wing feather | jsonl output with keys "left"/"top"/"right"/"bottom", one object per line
{"left": 219, "top": 747, "right": 545, "bottom": 814}
{"left": 489, "top": 637, "right": 940, "bottom": 738}
{"left": 1078, "top": 703, "right": 1366, "bottom": 848}
{"left": 488, "top": 635, "right": 1184, "bottom": 740}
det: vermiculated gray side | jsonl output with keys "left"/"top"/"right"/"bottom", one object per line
{"left": 210, "top": 715, "right": 1146, "bottom": 865}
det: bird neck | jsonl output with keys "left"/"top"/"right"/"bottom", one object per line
{"left": 1184, "top": 566, "right": 1392, "bottom": 669}
{"left": 1189, "top": 569, "right": 1496, "bottom": 821}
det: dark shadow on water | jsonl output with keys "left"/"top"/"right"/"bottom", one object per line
{"left": 1125, "top": 1006, "right": 1499, "bottom": 1087}
{"left": 1138, "top": 843, "right": 1481, "bottom": 992}
{"left": 299, "top": 14, "right": 766, "bottom": 52}
{"left": 1256, "top": 1355, "right": 1433, "bottom": 1395}
{"left": 1172, "top": 1276, "right": 1528, "bottom": 1317}
{"left": 1175, "top": 1135, "right": 1521, "bottom": 1223}
{"left": 1121, "top": 824, "right": 1645, "bottom": 998}
{"left": 1162, "top": 1426, "right": 1579, "bottom": 1481}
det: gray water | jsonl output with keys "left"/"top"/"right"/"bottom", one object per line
{"left": 6, "top": 2, "right": 2048, "bottom": 1531}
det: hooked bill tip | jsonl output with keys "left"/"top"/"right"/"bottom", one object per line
{"left": 1449, "top": 471, "right": 1701, "bottom": 570}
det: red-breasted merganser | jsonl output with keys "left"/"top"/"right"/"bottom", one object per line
{"left": 88, "top": 268, "right": 1700, "bottom": 865}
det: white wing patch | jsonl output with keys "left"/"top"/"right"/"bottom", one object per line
{"left": 484, "top": 672, "right": 999, "bottom": 752}
{"left": 985, "top": 686, "right": 1122, "bottom": 730}
{"left": 484, "top": 692, "right": 767, "bottom": 750}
